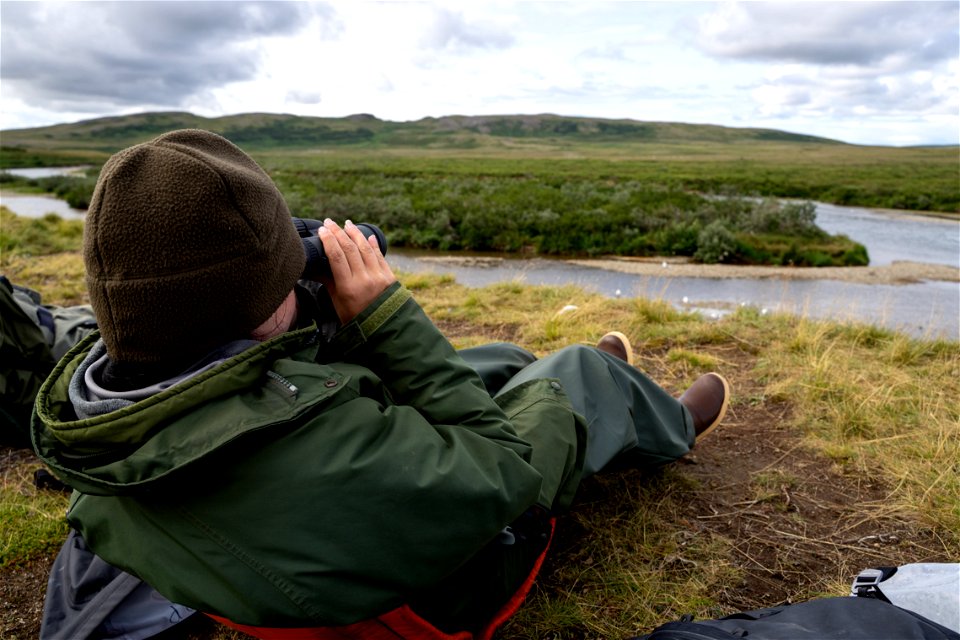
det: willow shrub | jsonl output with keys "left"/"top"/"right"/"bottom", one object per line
{"left": 274, "top": 171, "right": 867, "bottom": 265}
{"left": 0, "top": 171, "right": 99, "bottom": 208}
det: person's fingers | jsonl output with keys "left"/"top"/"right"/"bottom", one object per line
{"left": 318, "top": 220, "right": 352, "bottom": 280}
{"left": 368, "top": 234, "right": 396, "bottom": 281}
{"left": 326, "top": 218, "right": 365, "bottom": 273}
{"left": 344, "top": 220, "right": 380, "bottom": 271}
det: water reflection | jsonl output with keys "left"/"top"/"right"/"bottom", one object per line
{"left": 1, "top": 166, "right": 90, "bottom": 219}
{"left": 814, "top": 203, "right": 959, "bottom": 268}
{"left": 383, "top": 202, "right": 959, "bottom": 339}
{"left": 0, "top": 193, "right": 85, "bottom": 219}
{"left": 3, "top": 166, "right": 91, "bottom": 180}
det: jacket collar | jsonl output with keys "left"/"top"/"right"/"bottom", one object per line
{"left": 32, "top": 324, "right": 327, "bottom": 495}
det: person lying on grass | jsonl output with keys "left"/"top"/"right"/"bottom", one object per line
{"left": 31, "top": 129, "right": 730, "bottom": 639}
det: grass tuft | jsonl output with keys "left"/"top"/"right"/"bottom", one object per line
{"left": 0, "top": 451, "right": 70, "bottom": 569}
{"left": 1, "top": 207, "right": 85, "bottom": 261}
{"left": 762, "top": 316, "right": 960, "bottom": 536}
{"left": 667, "top": 348, "right": 721, "bottom": 373}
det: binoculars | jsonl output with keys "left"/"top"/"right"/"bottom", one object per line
{"left": 292, "top": 218, "right": 387, "bottom": 279}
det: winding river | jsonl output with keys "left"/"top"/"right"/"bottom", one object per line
{"left": 2, "top": 169, "right": 957, "bottom": 340}
{"left": 389, "top": 207, "right": 959, "bottom": 340}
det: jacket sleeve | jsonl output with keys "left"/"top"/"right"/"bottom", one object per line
{"left": 331, "top": 282, "right": 536, "bottom": 464}
{"left": 53, "top": 285, "right": 553, "bottom": 627}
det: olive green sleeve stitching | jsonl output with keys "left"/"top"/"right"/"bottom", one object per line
{"left": 359, "top": 285, "right": 412, "bottom": 339}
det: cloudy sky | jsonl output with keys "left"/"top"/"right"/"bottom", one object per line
{"left": 1, "top": 1, "right": 957, "bottom": 146}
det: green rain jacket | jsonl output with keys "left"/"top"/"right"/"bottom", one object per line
{"left": 32, "top": 283, "right": 585, "bottom": 628}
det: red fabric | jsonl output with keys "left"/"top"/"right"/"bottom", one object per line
{"left": 208, "top": 606, "right": 471, "bottom": 640}
{"left": 207, "top": 517, "right": 557, "bottom": 640}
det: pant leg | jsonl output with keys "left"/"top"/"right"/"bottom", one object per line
{"left": 423, "top": 342, "right": 691, "bottom": 632}
{"left": 458, "top": 343, "right": 538, "bottom": 395}
{"left": 496, "top": 344, "right": 695, "bottom": 476}
{"left": 460, "top": 342, "right": 582, "bottom": 511}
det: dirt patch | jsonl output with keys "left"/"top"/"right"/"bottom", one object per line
{"left": 570, "top": 257, "right": 959, "bottom": 285}
{"left": 1, "top": 447, "right": 59, "bottom": 640}
{"left": 680, "top": 373, "right": 949, "bottom": 611}
{"left": 1, "top": 555, "right": 51, "bottom": 640}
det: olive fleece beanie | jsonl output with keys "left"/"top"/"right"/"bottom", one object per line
{"left": 84, "top": 129, "right": 305, "bottom": 367}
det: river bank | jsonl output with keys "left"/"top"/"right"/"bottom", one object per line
{"left": 416, "top": 253, "right": 960, "bottom": 285}
{"left": 394, "top": 251, "right": 959, "bottom": 340}
{"left": 567, "top": 256, "right": 959, "bottom": 285}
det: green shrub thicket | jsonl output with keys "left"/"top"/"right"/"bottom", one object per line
{"left": 0, "top": 146, "right": 107, "bottom": 169}
{"left": 0, "top": 171, "right": 98, "bottom": 209}
{"left": 273, "top": 171, "right": 868, "bottom": 265}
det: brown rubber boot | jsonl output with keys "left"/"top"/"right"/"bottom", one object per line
{"left": 596, "top": 331, "right": 634, "bottom": 365}
{"left": 679, "top": 372, "right": 730, "bottom": 440}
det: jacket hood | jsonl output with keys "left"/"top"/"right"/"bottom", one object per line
{"left": 31, "top": 325, "right": 339, "bottom": 496}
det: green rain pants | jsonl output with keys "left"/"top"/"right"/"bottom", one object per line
{"left": 415, "top": 342, "right": 699, "bottom": 631}
{"left": 459, "top": 342, "right": 696, "bottom": 477}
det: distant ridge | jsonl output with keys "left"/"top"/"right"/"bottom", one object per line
{"left": 2, "top": 110, "right": 956, "bottom": 214}
{"left": 0, "top": 110, "right": 844, "bottom": 152}
{"left": 420, "top": 113, "right": 839, "bottom": 144}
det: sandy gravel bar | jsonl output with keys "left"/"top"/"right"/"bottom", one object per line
{"left": 566, "top": 257, "right": 959, "bottom": 285}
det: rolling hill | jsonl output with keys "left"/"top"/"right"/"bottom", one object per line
{"left": 0, "top": 111, "right": 842, "bottom": 159}
{"left": 1, "top": 111, "right": 956, "bottom": 213}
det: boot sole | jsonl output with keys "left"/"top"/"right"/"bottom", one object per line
{"left": 598, "top": 331, "right": 634, "bottom": 365}
{"left": 694, "top": 372, "right": 730, "bottom": 441}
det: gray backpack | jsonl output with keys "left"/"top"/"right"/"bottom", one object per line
{"left": 0, "top": 277, "right": 97, "bottom": 447}
{"left": 41, "top": 530, "right": 196, "bottom": 640}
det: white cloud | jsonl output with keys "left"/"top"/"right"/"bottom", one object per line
{"left": 0, "top": 1, "right": 956, "bottom": 145}
{"left": 697, "top": 2, "right": 957, "bottom": 68}
{"left": 420, "top": 7, "right": 515, "bottom": 53}
{"left": 1, "top": 1, "right": 317, "bottom": 107}
{"left": 286, "top": 90, "right": 323, "bottom": 105}
{"left": 694, "top": 1, "right": 959, "bottom": 140}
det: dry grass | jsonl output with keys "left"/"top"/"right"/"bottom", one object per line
{"left": 0, "top": 449, "right": 71, "bottom": 569}
{"left": 1, "top": 207, "right": 88, "bottom": 304}
{"left": 409, "top": 273, "right": 960, "bottom": 636}
{"left": 763, "top": 319, "right": 960, "bottom": 536}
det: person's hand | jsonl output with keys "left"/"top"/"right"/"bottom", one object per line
{"left": 316, "top": 218, "right": 396, "bottom": 324}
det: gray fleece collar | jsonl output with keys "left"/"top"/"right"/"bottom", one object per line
{"left": 69, "top": 338, "right": 260, "bottom": 420}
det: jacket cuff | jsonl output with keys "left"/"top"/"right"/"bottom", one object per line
{"left": 331, "top": 282, "right": 411, "bottom": 353}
